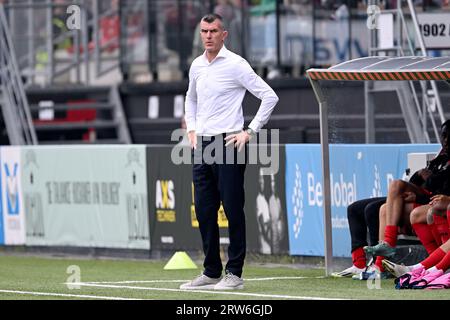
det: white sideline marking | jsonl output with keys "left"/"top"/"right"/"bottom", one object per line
{"left": 246, "top": 276, "right": 326, "bottom": 281}
{"left": 69, "top": 282, "right": 348, "bottom": 300}
{"left": 0, "top": 289, "right": 144, "bottom": 300}
{"left": 88, "top": 279, "right": 189, "bottom": 284}
{"left": 88, "top": 276, "right": 325, "bottom": 284}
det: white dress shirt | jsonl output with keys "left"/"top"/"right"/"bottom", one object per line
{"left": 184, "top": 46, "right": 279, "bottom": 136}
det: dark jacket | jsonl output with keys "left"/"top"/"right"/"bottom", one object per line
{"left": 409, "top": 150, "right": 450, "bottom": 203}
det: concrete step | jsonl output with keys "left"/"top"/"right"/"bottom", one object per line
{"left": 34, "top": 120, "right": 119, "bottom": 131}
{"left": 29, "top": 102, "right": 114, "bottom": 112}
{"left": 38, "top": 139, "right": 124, "bottom": 145}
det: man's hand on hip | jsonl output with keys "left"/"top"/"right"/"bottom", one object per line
{"left": 188, "top": 130, "right": 197, "bottom": 149}
{"left": 225, "top": 130, "right": 250, "bottom": 152}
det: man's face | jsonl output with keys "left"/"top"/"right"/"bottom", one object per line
{"left": 200, "top": 19, "right": 228, "bottom": 54}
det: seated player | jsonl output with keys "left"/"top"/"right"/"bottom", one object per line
{"left": 331, "top": 197, "right": 385, "bottom": 278}
{"left": 383, "top": 195, "right": 450, "bottom": 289}
{"left": 364, "top": 120, "right": 450, "bottom": 260}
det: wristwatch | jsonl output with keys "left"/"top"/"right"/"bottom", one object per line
{"left": 245, "top": 127, "right": 256, "bottom": 139}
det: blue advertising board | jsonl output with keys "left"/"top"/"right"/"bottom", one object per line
{"left": 285, "top": 144, "right": 441, "bottom": 257}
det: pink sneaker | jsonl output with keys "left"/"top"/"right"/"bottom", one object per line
{"left": 411, "top": 269, "right": 444, "bottom": 289}
{"left": 425, "top": 272, "right": 450, "bottom": 290}
{"left": 395, "top": 266, "right": 425, "bottom": 290}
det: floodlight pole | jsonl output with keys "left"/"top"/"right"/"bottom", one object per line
{"left": 309, "top": 78, "right": 333, "bottom": 276}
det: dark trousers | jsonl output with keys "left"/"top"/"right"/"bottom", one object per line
{"left": 192, "top": 135, "right": 247, "bottom": 278}
{"left": 348, "top": 197, "right": 386, "bottom": 252}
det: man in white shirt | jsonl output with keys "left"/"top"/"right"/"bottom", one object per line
{"left": 179, "top": 13, "right": 278, "bottom": 290}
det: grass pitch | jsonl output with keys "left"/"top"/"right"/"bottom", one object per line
{"left": 0, "top": 254, "right": 449, "bottom": 300}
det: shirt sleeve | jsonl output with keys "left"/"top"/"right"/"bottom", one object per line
{"left": 236, "top": 59, "right": 279, "bottom": 132}
{"left": 184, "top": 66, "right": 197, "bottom": 132}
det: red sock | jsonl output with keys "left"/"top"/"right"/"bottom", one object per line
{"left": 375, "top": 256, "right": 385, "bottom": 272}
{"left": 352, "top": 247, "right": 366, "bottom": 269}
{"left": 421, "top": 247, "right": 446, "bottom": 269}
{"left": 384, "top": 225, "right": 398, "bottom": 248}
{"left": 434, "top": 215, "right": 449, "bottom": 244}
{"left": 435, "top": 251, "right": 450, "bottom": 271}
{"left": 412, "top": 223, "right": 439, "bottom": 255}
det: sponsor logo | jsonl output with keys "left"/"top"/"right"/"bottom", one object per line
{"left": 291, "top": 164, "right": 304, "bottom": 239}
{"left": 4, "top": 163, "right": 19, "bottom": 215}
{"left": 307, "top": 172, "right": 357, "bottom": 208}
{"left": 156, "top": 180, "right": 176, "bottom": 222}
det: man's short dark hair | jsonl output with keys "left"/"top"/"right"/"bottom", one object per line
{"left": 201, "top": 13, "right": 224, "bottom": 25}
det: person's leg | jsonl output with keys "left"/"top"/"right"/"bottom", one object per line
{"left": 384, "top": 180, "right": 430, "bottom": 249}
{"left": 400, "top": 202, "right": 415, "bottom": 234}
{"left": 431, "top": 199, "right": 450, "bottom": 243}
{"left": 364, "top": 198, "right": 385, "bottom": 246}
{"left": 427, "top": 208, "right": 443, "bottom": 246}
{"left": 384, "top": 206, "right": 447, "bottom": 279}
{"left": 368, "top": 201, "right": 416, "bottom": 261}
{"left": 436, "top": 205, "right": 450, "bottom": 272}
{"left": 411, "top": 205, "right": 438, "bottom": 255}
{"left": 364, "top": 198, "right": 387, "bottom": 272}
{"left": 347, "top": 198, "right": 381, "bottom": 268}
{"left": 434, "top": 238, "right": 450, "bottom": 271}
{"left": 216, "top": 143, "right": 247, "bottom": 279}
{"left": 332, "top": 198, "right": 386, "bottom": 277}
{"left": 375, "top": 203, "right": 412, "bottom": 272}
{"left": 180, "top": 158, "right": 224, "bottom": 290}
{"left": 421, "top": 201, "right": 450, "bottom": 271}
{"left": 374, "top": 204, "right": 388, "bottom": 271}
{"left": 378, "top": 203, "right": 387, "bottom": 244}
{"left": 210, "top": 140, "right": 247, "bottom": 291}
{"left": 404, "top": 197, "right": 450, "bottom": 289}
{"left": 422, "top": 210, "right": 450, "bottom": 288}
{"left": 402, "top": 239, "right": 450, "bottom": 288}
{"left": 192, "top": 141, "right": 223, "bottom": 279}
{"left": 406, "top": 236, "right": 450, "bottom": 271}
{"left": 329, "top": 199, "right": 374, "bottom": 277}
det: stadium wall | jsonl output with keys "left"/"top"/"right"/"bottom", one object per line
{"left": 0, "top": 143, "right": 441, "bottom": 258}
{"left": 119, "top": 80, "right": 450, "bottom": 144}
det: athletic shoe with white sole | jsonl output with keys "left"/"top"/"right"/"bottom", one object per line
{"left": 213, "top": 272, "right": 244, "bottom": 290}
{"left": 351, "top": 265, "right": 393, "bottom": 280}
{"left": 179, "top": 274, "right": 222, "bottom": 290}
{"left": 331, "top": 265, "right": 365, "bottom": 278}
{"left": 353, "top": 270, "right": 394, "bottom": 280}
{"left": 363, "top": 241, "right": 396, "bottom": 257}
{"left": 382, "top": 259, "right": 412, "bottom": 278}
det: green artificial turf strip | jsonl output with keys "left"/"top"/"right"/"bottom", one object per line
{"left": 0, "top": 255, "right": 449, "bottom": 300}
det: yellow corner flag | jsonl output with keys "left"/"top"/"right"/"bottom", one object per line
{"left": 163, "top": 251, "right": 198, "bottom": 270}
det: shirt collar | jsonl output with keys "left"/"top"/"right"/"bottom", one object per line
{"left": 202, "top": 45, "right": 229, "bottom": 63}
